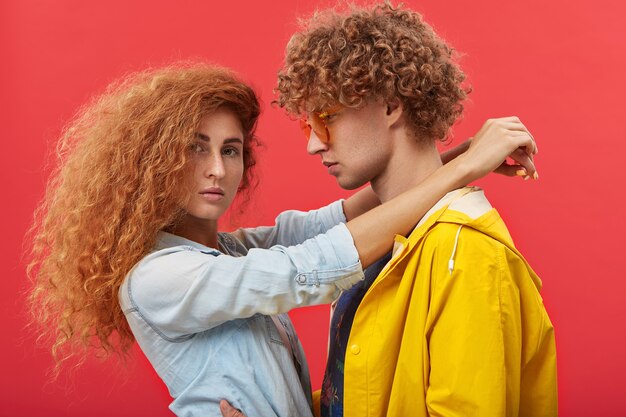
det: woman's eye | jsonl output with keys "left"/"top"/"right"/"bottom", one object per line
{"left": 191, "top": 142, "right": 210, "bottom": 154}
{"left": 222, "top": 147, "right": 240, "bottom": 157}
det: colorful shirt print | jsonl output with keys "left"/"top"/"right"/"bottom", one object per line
{"left": 320, "top": 253, "right": 391, "bottom": 417}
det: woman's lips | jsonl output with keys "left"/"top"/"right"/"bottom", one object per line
{"left": 200, "top": 192, "right": 224, "bottom": 202}
{"left": 199, "top": 187, "right": 224, "bottom": 202}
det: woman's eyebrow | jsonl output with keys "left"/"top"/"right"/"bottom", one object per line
{"left": 223, "top": 138, "right": 243, "bottom": 145}
{"left": 194, "top": 134, "right": 242, "bottom": 144}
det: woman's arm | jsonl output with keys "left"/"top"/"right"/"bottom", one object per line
{"left": 347, "top": 116, "right": 536, "bottom": 267}
{"left": 234, "top": 117, "right": 536, "bottom": 250}
{"left": 232, "top": 200, "right": 347, "bottom": 249}
{"left": 440, "top": 139, "right": 471, "bottom": 165}
{"left": 125, "top": 224, "right": 364, "bottom": 337}
{"left": 232, "top": 187, "right": 381, "bottom": 250}
{"left": 342, "top": 186, "right": 381, "bottom": 221}
{"left": 441, "top": 132, "right": 537, "bottom": 178}
{"left": 327, "top": 116, "right": 538, "bottom": 227}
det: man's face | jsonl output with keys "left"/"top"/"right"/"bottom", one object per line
{"left": 306, "top": 101, "right": 393, "bottom": 190}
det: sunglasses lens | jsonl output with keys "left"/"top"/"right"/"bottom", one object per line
{"left": 310, "top": 115, "right": 330, "bottom": 143}
{"left": 299, "top": 119, "right": 312, "bottom": 140}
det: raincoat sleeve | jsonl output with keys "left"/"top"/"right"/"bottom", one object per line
{"left": 425, "top": 234, "right": 531, "bottom": 417}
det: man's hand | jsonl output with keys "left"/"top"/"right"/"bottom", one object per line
{"left": 219, "top": 400, "right": 247, "bottom": 417}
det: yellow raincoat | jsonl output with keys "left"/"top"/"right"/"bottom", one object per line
{"left": 316, "top": 188, "right": 557, "bottom": 417}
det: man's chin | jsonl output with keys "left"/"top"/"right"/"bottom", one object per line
{"left": 335, "top": 176, "right": 367, "bottom": 191}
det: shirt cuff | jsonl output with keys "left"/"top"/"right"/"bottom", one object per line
{"left": 326, "top": 199, "right": 348, "bottom": 225}
{"left": 292, "top": 223, "right": 364, "bottom": 291}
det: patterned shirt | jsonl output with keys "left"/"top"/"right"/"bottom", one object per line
{"left": 320, "top": 253, "right": 392, "bottom": 417}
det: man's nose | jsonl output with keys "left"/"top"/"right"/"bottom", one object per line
{"left": 306, "top": 130, "right": 328, "bottom": 155}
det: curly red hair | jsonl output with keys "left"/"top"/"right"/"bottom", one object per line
{"left": 26, "top": 62, "right": 260, "bottom": 374}
{"left": 276, "top": 1, "right": 469, "bottom": 142}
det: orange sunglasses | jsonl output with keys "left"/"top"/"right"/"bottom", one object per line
{"left": 299, "top": 106, "right": 342, "bottom": 143}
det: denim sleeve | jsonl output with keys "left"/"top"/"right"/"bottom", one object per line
{"left": 126, "top": 223, "right": 363, "bottom": 339}
{"left": 236, "top": 200, "right": 346, "bottom": 249}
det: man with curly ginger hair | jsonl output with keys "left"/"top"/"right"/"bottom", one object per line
{"left": 221, "top": 2, "right": 557, "bottom": 417}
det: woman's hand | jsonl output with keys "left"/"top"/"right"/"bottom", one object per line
{"left": 459, "top": 116, "right": 538, "bottom": 181}
{"left": 220, "top": 400, "right": 246, "bottom": 417}
{"left": 494, "top": 146, "right": 537, "bottom": 179}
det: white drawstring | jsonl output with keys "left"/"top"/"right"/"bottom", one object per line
{"left": 448, "top": 225, "right": 464, "bottom": 275}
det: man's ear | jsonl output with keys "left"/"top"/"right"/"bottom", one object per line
{"left": 385, "top": 99, "right": 403, "bottom": 127}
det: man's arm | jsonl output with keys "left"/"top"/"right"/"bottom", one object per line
{"left": 426, "top": 231, "right": 524, "bottom": 417}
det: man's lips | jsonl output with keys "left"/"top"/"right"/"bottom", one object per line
{"left": 323, "top": 161, "right": 339, "bottom": 175}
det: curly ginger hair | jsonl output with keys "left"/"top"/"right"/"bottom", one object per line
{"left": 26, "top": 63, "right": 260, "bottom": 373}
{"left": 276, "top": 1, "right": 469, "bottom": 142}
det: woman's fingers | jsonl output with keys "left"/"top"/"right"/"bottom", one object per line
{"left": 465, "top": 117, "right": 539, "bottom": 180}
{"left": 510, "top": 131, "right": 538, "bottom": 160}
{"left": 507, "top": 147, "right": 537, "bottom": 178}
{"left": 484, "top": 117, "right": 538, "bottom": 155}
{"left": 220, "top": 400, "right": 247, "bottom": 417}
{"left": 495, "top": 162, "right": 537, "bottom": 180}
{"left": 494, "top": 163, "right": 525, "bottom": 177}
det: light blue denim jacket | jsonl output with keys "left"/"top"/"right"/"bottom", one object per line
{"left": 119, "top": 200, "right": 364, "bottom": 417}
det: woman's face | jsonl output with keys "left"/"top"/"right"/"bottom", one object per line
{"left": 183, "top": 109, "right": 245, "bottom": 223}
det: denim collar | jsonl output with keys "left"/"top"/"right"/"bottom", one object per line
{"left": 156, "top": 231, "right": 222, "bottom": 256}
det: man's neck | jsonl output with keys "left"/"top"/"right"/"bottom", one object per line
{"left": 370, "top": 135, "right": 443, "bottom": 203}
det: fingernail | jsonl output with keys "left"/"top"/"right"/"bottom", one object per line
{"left": 533, "top": 172, "right": 539, "bottom": 180}
{"left": 516, "top": 169, "right": 527, "bottom": 177}
{"left": 524, "top": 175, "right": 530, "bottom": 181}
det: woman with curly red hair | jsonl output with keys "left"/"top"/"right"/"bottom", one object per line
{"left": 27, "top": 61, "right": 536, "bottom": 417}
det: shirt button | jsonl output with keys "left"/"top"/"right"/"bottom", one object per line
{"left": 296, "top": 274, "right": 306, "bottom": 284}
{"left": 350, "top": 344, "right": 361, "bottom": 355}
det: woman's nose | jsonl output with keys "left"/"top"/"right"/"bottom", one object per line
{"left": 205, "top": 154, "right": 225, "bottom": 178}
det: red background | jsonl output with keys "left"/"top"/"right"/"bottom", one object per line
{"left": 2, "top": 0, "right": 625, "bottom": 416}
